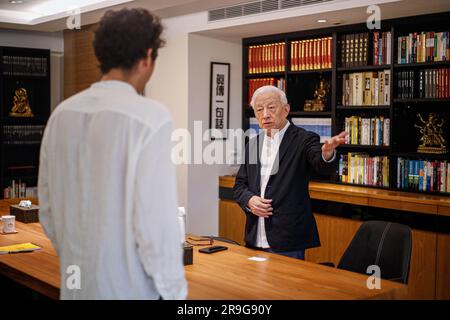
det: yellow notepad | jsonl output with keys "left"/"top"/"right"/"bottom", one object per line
{"left": 0, "top": 242, "right": 41, "bottom": 254}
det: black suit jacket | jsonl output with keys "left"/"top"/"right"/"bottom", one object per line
{"left": 233, "top": 124, "right": 338, "bottom": 251}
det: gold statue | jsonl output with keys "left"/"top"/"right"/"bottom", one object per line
{"left": 414, "top": 113, "right": 448, "bottom": 154}
{"left": 10, "top": 88, "right": 34, "bottom": 117}
{"left": 304, "top": 79, "right": 329, "bottom": 112}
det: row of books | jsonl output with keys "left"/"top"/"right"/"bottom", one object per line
{"left": 3, "top": 180, "right": 37, "bottom": 199}
{"left": 3, "top": 125, "right": 45, "bottom": 144}
{"left": 397, "top": 31, "right": 450, "bottom": 64}
{"left": 248, "top": 78, "right": 285, "bottom": 105}
{"left": 340, "top": 32, "right": 392, "bottom": 68}
{"left": 343, "top": 116, "right": 390, "bottom": 146}
{"left": 338, "top": 153, "right": 390, "bottom": 187}
{"left": 247, "top": 43, "right": 286, "bottom": 74}
{"left": 290, "top": 37, "right": 332, "bottom": 71}
{"left": 419, "top": 68, "right": 450, "bottom": 99}
{"left": 373, "top": 32, "right": 392, "bottom": 66}
{"left": 2, "top": 55, "right": 48, "bottom": 77}
{"left": 397, "top": 158, "right": 450, "bottom": 193}
{"left": 341, "top": 70, "right": 391, "bottom": 106}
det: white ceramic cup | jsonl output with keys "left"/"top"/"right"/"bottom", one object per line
{"left": 1, "top": 215, "right": 16, "bottom": 234}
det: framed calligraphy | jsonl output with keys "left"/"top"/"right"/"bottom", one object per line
{"left": 209, "top": 62, "right": 230, "bottom": 140}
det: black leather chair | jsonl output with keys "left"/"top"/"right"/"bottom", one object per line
{"left": 321, "top": 220, "right": 412, "bottom": 284}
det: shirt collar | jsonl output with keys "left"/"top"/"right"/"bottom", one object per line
{"left": 91, "top": 80, "right": 138, "bottom": 94}
{"left": 264, "top": 120, "right": 290, "bottom": 141}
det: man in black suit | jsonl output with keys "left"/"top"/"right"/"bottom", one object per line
{"left": 233, "top": 85, "right": 346, "bottom": 259}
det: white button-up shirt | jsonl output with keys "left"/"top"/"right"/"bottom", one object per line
{"left": 38, "top": 80, "right": 187, "bottom": 300}
{"left": 256, "top": 121, "right": 290, "bottom": 248}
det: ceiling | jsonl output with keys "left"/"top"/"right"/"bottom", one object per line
{"left": 0, "top": 0, "right": 449, "bottom": 39}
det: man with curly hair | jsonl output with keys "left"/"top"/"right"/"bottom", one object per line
{"left": 38, "top": 8, "right": 187, "bottom": 300}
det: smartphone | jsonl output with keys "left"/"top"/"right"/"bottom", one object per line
{"left": 199, "top": 245, "right": 228, "bottom": 254}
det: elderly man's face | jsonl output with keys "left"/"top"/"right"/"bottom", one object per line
{"left": 253, "top": 91, "right": 290, "bottom": 135}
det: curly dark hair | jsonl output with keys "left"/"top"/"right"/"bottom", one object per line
{"left": 93, "top": 8, "right": 165, "bottom": 74}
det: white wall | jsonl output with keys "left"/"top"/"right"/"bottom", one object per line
{"left": 186, "top": 34, "right": 242, "bottom": 236}
{"left": 146, "top": 19, "right": 242, "bottom": 236}
{"left": 147, "top": 34, "right": 190, "bottom": 208}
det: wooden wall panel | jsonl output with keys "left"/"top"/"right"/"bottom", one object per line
{"left": 305, "top": 214, "right": 362, "bottom": 266}
{"left": 219, "top": 200, "right": 246, "bottom": 245}
{"left": 64, "top": 24, "right": 101, "bottom": 99}
{"left": 407, "top": 229, "right": 437, "bottom": 299}
{"left": 436, "top": 233, "right": 450, "bottom": 299}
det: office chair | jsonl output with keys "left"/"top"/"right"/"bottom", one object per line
{"left": 321, "top": 220, "right": 412, "bottom": 284}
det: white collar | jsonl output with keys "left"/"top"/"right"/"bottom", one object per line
{"left": 264, "top": 120, "right": 290, "bottom": 141}
{"left": 91, "top": 80, "right": 137, "bottom": 94}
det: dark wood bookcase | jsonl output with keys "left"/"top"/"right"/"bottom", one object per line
{"left": 242, "top": 11, "right": 450, "bottom": 196}
{"left": 0, "top": 46, "right": 50, "bottom": 199}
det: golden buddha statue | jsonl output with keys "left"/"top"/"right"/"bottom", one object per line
{"left": 304, "top": 79, "right": 329, "bottom": 112}
{"left": 10, "top": 88, "right": 34, "bottom": 117}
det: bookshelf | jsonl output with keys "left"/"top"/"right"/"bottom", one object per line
{"left": 0, "top": 46, "right": 50, "bottom": 199}
{"left": 242, "top": 11, "right": 450, "bottom": 196}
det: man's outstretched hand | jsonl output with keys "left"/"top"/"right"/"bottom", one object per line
{"left": 322, "top": 131, "right": 348, "bottom": 161}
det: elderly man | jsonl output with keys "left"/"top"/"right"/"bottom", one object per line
{"left": 233, "top": 85, "right": 347, "bottom": 259}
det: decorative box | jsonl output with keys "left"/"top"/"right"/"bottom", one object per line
{"left": 10, "top": 204, "right": 39, "bottom": 223}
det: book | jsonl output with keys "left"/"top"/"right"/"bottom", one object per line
{"left": 0, "top": 242, "right": 41, "bottom": 254}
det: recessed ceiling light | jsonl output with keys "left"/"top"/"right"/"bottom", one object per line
{"left": 9, "top": 0, "right": 24, "bottom": 3}
{"left": 317, "top": 19, "right": 327, "bottom": 23}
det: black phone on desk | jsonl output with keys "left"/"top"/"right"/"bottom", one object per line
{"left": 199, "top": 245, "right": 228, "bottom": 254}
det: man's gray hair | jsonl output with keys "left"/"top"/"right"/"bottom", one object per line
{"left": 250, "top": 85, "right": 288, "bottom": 107}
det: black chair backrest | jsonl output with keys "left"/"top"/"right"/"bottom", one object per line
{"left": 337, "top": 220, "right": 412, "bottom": 284}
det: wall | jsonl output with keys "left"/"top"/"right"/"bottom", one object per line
{"left": 186, "top": 34, "right": 242, "bottom": 236}
{"left": 147, "top": 29, "right": 242, "bottom": 236}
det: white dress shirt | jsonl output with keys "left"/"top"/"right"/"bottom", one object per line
{"left": 255, "top": 121, "right": 336, "bottom": 249}
{"left": 38, "top": 80, "right": 187, "bottom": 300}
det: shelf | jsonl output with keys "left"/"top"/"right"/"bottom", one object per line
{"left": 337, "top": 105, "right": 390, "bottom": 110}
{"left": 393, "top": 98, "right": 450, "bottom": 103}
{"left": 338, "top": 65, "right": 391, "bottom": 72}
{"left": 3, "top": 175, "right": 37, "bottom": 180}
{"left": 245, "top": 72, "right": 285, "bottom": 78}
{"left": 394, "top": 61, "right": 450, "bottom": 68}
{"left": 288, "top": 69, "right": 332, "bottom": 75}
{"left": 338, "top": 144, "right": 390, "bottom": 151}
{"left": 2, "top": 74, "right": 49, "bottom": 80}
{"left": 289, "top": 111, "right": 332, "bottom": 117}
{"left": 392, "top": 152, "right": 450, "bottom": 160}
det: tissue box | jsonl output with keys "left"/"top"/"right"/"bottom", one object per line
{"left": 183, "top": 243, "right": 193, "bottom": 265}
{"left": 10, "top": 204, "right": 39, "bottom": 223}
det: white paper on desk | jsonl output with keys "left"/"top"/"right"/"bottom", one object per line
{"left": 248, "top": 256, "right": 267, "bottom": 262}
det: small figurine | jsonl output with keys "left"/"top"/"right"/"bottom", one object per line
{"left": 414, "top": 113, "right": 448, "bottom": 154}
{"left": 10, "top": 88, "right": 34, "bottom": 117}
{"left": 304, "top": 79, "right": 329, "bottom": 112}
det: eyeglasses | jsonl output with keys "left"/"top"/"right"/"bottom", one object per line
{"left": 186, "top": 236, "right": 214, "bottom": 246}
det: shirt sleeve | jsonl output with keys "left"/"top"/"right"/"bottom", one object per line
{"left": 38, "top": 122, "right": 59, "bottom": 256}
{"left": 322, "top": 150, "right": 336, "bottom": 163}
{"left": 133, "top": 120, "right": 188, "bottom": 300}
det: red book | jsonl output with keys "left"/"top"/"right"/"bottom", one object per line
{"left": 281, "top": 43, "right": 285, "bottom": 71}
{"left": 328, "top": 37, "right": 332, "bottom": 68}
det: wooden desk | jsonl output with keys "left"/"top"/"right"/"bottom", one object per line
{"left": 0, "top": 221, "right": 406, "bottom": 300}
